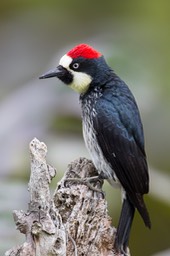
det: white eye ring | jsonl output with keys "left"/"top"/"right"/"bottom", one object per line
{"left": 72, "top": 63, "right": 79, "bottom": 69}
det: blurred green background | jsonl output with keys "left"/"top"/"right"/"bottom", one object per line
{"left": 0, "top": 1, "right": 170, "bottom": 255}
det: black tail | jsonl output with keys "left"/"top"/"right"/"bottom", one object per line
{"left": 114, "top": 196, "right": 135, "bottom": 255}
{"left": 134, "top": 193, "right": 151, "bottom": 229}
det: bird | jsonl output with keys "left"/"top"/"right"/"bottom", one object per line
{"left": 39, "top": 43, "right": 151, "bottom": 255}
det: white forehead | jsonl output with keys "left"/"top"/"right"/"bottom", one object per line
{"left": 59, "top": 54, "right": 72, "bottom": 68}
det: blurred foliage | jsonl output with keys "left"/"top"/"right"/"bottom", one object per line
{"left": 131, "top": 196, "right": 170, "bottom": 256}
{"left": 0, "top": 1, "right": 170, "bottom": 255}
{"left": 106, "top": 184, "right": 170, "bottom": 256}
{"left": 51, "top": 115, "right": 82, "bottom": 134}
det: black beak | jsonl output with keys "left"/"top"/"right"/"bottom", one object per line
{"left": 39, "top": 65, "right": 73, "bottom": 84}
{"left": 39, "top": 65, "right": 67, "bottom": 79}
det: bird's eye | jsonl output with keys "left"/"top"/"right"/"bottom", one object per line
{"left": 72, "top": 63, "right": 80, "bottom": 69}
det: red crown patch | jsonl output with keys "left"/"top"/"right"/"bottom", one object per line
{"left": 67, "top": 44, "right": 102, "bottom": 59}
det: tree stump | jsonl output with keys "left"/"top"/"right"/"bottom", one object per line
{"left": 5, "top": 138, "right": 130, "bottom": 256}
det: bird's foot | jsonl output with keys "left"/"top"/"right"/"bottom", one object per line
{"left": 64, "top": 173, "right": 104, "bottom": 194}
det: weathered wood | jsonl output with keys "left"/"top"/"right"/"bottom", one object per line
{"left": 5, "top": 138, "right": 130, "bottom": 256}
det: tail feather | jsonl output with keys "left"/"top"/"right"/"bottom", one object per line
{"left": 114, "top": 193, "right": 151, "bottom": 255}
{"left": 127, "top": 191, "right": 151, "bottom": 229}
{"left": 134, "top": 193, "right": 151, "bottom": 229}
{"left": 114, "top": 196, "right": 135, "bottom": 255}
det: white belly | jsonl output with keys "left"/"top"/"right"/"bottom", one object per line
{"left": 82, "top": 116, "right": 119, "bottom": 186}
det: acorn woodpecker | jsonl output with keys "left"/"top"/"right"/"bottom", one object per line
{"left": 39, "top": 44, "right": 151, "bottom": 254}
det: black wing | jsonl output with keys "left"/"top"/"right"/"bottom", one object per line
{"left": 93, "top": 90, "right": 149, "bottom": 196}
{"left": 93, "top": 89, "right": 151, "bottom": 227}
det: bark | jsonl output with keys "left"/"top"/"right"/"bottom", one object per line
{"left": 5, "top": 138, "right": 130, "bottom": 256}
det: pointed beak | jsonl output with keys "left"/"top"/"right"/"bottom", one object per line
{"left": 39, "top": 65, "right": 67, "bottom": 79}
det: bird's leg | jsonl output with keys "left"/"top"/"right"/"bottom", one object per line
{"left": 82, "top": 175, "right": 100, "bottom": 182}
{"left": 64, "top": 171, "right": 104, "bottom": 194}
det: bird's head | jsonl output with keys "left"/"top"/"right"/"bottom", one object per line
{"left": 39, "top": 44, "right": 109, "bottom": 94}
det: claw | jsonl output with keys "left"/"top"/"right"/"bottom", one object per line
{"left": 64, "top": 175, "right": 104, "bottom": 195}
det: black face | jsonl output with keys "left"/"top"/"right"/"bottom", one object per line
{"left": 39, "top": 55, "right": 110, "bottom": 88}
{"left": 57, "top": 65, "right": 73, "bottom": 84}
{"left": 68, "top": 56, "right": 110, "bottom": 85}
{"left": 69, "top": 57, "right": 100, "bottom": 75}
